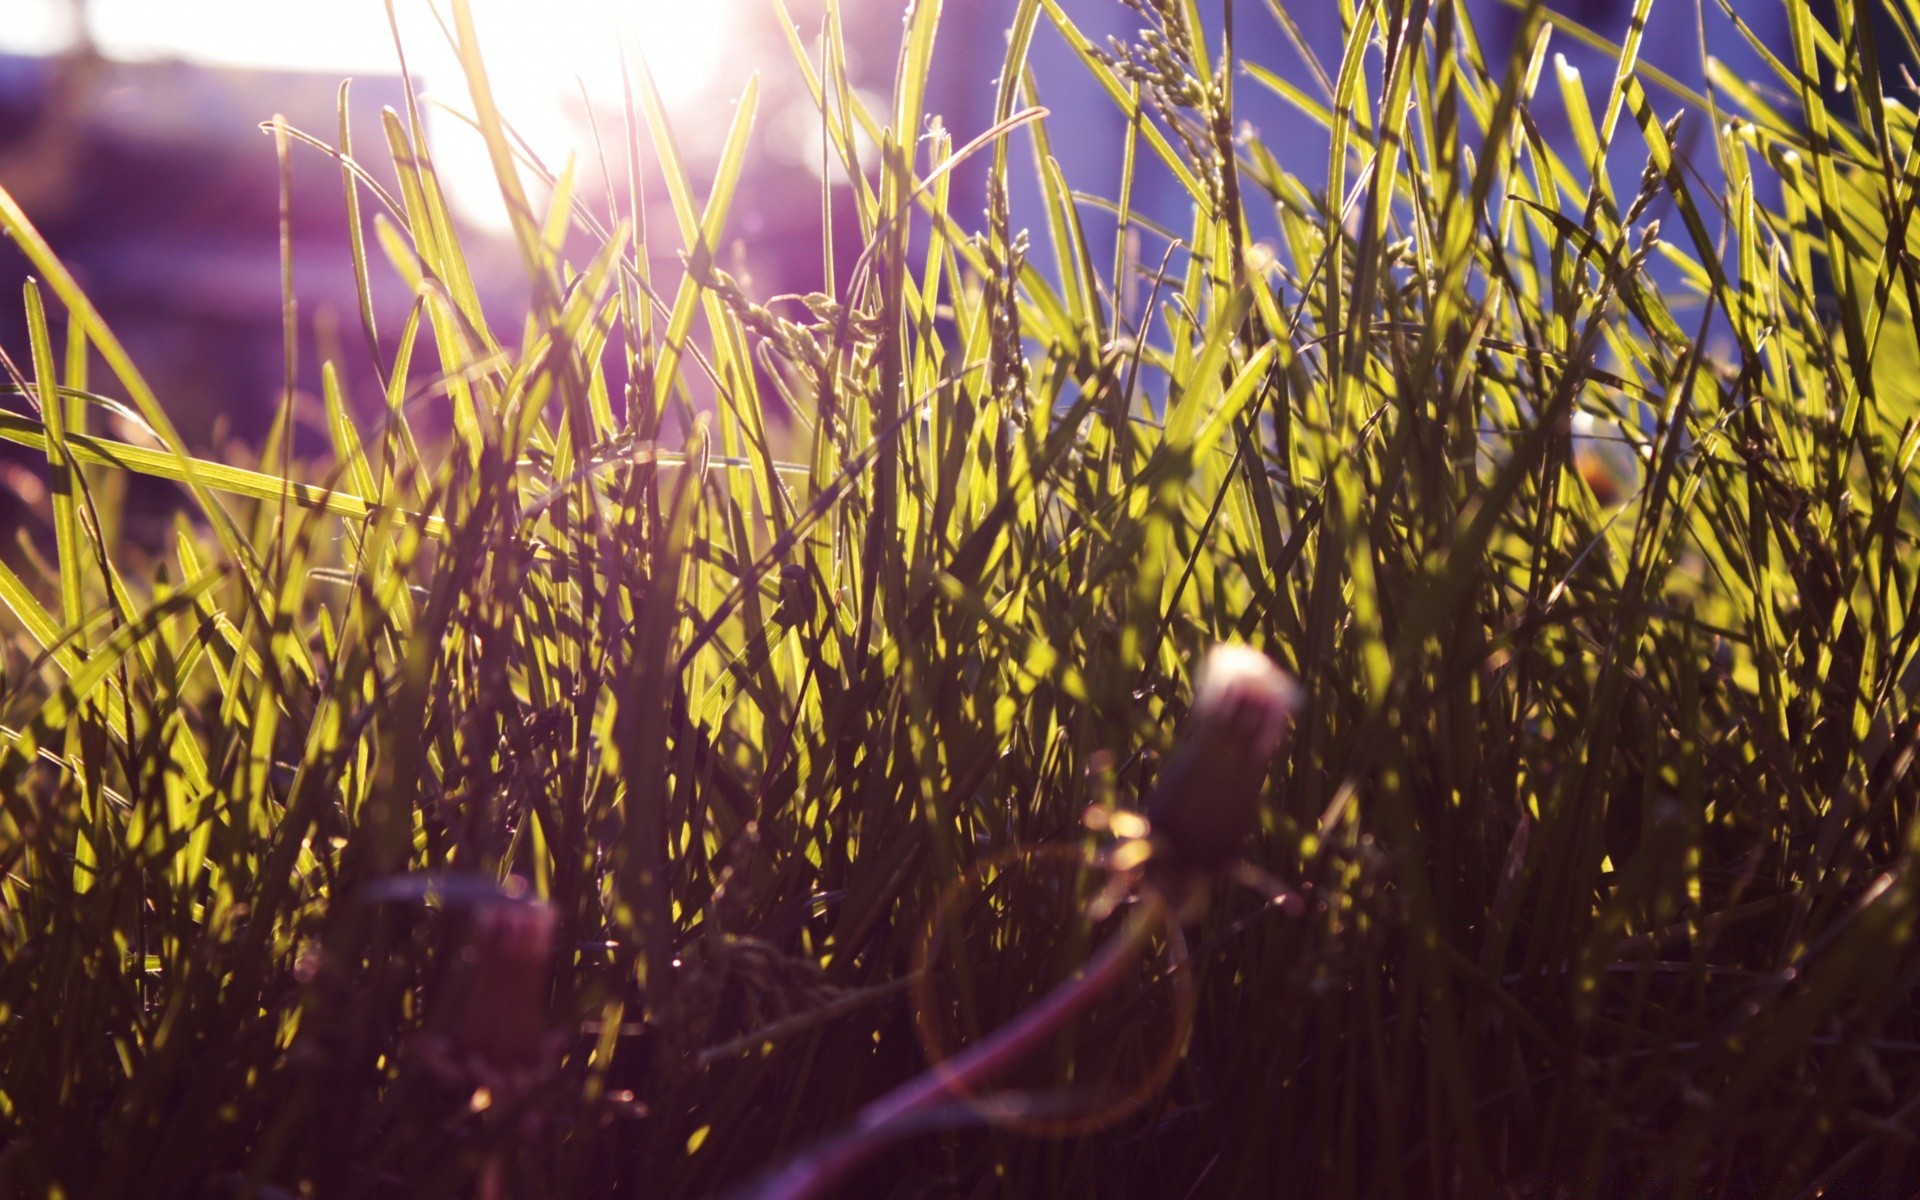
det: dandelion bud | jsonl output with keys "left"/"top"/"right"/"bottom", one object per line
{"left": 1144, "top": 644, "right": 1302, "bottom": 869}
{"left": 453, "top": 898, "right": 558, "bottom": 1078}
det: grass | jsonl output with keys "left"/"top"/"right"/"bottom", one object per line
{"left": 5, "top": 0, "right": 1920, "bottom": 1194}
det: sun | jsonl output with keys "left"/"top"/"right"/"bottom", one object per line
{"left": 1, "top": 0, "right": 744, "bottom": 231}
{"left": 397, "top": 0, "right": 743, "bottom": 232}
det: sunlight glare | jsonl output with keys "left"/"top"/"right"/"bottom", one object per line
{"left": 1, "top": 1, "right": 744, "bottom": 231}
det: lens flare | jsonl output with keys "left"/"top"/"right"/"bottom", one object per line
{"left": 1, "top": 0, "right": 745, "bottom": 230}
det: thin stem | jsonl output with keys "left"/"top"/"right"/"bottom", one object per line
{"left": 748, "top": 900, "right": 1167, "bottom": 1200}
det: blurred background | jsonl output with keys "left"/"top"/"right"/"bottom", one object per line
{"left": 0, "top": 1, "right": 1836, "bottom": 476}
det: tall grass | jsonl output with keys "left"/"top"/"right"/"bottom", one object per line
{"left": 5, "top": 0, "right": 1920, "bottom": 1194}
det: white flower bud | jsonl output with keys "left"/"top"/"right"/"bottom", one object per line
{"left": 1144, "top": 644, "right": 1302, "bottom": 868}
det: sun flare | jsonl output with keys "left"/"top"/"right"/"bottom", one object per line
{"left": 2, "top": 0, "right": 745, "bottom": 230}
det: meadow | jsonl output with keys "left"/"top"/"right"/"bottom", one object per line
{"left": 5, "top": 0, "right": 1920, "bottom": 1195}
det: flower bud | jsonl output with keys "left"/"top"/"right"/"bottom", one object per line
{"left": 453, "top": 898, "right": 558, "bottom": 1077}
{"left": 1144, "top": 644, "right": 1302, "bottom": 869}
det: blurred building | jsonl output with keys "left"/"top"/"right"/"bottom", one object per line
{"left": 0, "top": 51, "right": 429, "bottom": 445}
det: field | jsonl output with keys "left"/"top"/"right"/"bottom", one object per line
{"left": 6, "top": 0, "right": 1920, "bottom": 1195}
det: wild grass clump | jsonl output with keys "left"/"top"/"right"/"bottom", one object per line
{"left": 5, "top": 0, "right": 1920, "bottom": 1195}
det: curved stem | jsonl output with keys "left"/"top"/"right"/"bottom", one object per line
{"left": 748, "top": 900, "right": 1167, "bottom": 1200}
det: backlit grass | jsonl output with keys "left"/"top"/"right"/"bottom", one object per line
{"left": 6, "top": 0, "right": 1920, "bottom": 1195}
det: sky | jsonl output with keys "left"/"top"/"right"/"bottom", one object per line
{"left": 1, "top": 0, "right": 750, "bottom": 228}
